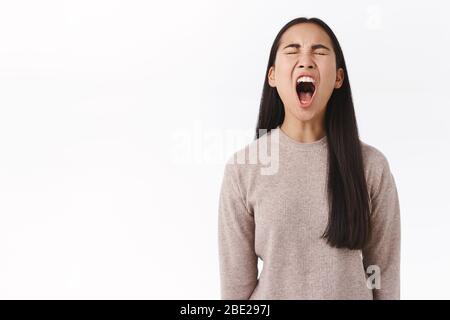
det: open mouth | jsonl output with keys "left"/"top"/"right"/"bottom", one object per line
{"left": 296, "top": 77, "right": 316, "bottom": 106}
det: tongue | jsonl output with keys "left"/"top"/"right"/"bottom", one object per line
{"left": 299, "top": 91, "right": 312, "bottom": 104}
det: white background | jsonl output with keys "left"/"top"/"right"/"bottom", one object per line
{"left": 0, "top": 0, "right": 449, "bottom": 299}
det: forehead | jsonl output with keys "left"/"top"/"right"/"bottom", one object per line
{"left": 279, "top": 23, "right": 333, "bottom": 48}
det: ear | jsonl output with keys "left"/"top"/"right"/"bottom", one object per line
{"left": 334, "top": 68, "right": 344, "bottom": 89}
{"left": 268, "top": 66, "right": 276, "bottom": 87}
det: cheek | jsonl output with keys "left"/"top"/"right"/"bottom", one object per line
{"left": 319, "top": 64, "right": 337, "bottom": 90}
{"left": 276, "top": 58, "right": 292, "bottom": 73}
{"left": 275, "top": 64, "right": 293, "bottom": 88}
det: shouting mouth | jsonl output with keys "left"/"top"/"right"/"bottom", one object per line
{"left": 296, "top": 76, "right": 317, "bottom": 108}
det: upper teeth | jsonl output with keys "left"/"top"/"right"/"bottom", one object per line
{"left": 297, "top": 76, "right": 315, "bottom": 83}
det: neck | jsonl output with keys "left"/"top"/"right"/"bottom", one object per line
{"left": 280, "top": 119, "right": 326, "bottom": 143}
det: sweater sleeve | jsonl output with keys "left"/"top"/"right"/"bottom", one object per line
{"left": 218, "top": 160, "right": 258, "bottom": 299}
{"left": 362, "top": 155, "right": 401, "bottom": 300}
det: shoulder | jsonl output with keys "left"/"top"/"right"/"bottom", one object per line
{"left": 224, "top": 130, "right": 274, "bottom": 170}
{"left": 360, "top": 140, "right": 394, "bottom": 198}
{"left": 360, "top": 140, "right": 391, "bottom": 172}
{"left": 222, "top": 130, "right": 274, "bottom": 190}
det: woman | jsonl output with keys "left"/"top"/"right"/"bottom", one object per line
{"left": 217, "top": 17, "right": 401, "bottom": 300}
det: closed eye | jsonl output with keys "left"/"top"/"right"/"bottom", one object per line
{"left": 286, "top": 52, "right": 327, "bottom": 55}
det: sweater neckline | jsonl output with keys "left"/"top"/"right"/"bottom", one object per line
{"left": 274, "top": 125, "right": 328, "bottom": 151}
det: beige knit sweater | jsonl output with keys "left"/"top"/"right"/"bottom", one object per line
{"left": 218, "top": 126, "right": 400, "bottom": 300}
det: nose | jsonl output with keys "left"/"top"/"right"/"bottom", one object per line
{"left": 297, "top": 53, "right": 316, "bottom": 70}
{"left": 299, "top": 63, "right": 315, "bottom": 69}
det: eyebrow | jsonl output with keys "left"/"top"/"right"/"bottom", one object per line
{"left": 282, "top": 43, "right": 331, "bottom": 51}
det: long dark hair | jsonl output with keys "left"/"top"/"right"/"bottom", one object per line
{"left": 255, "top": 17, "right": 371, "bottom": 250}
